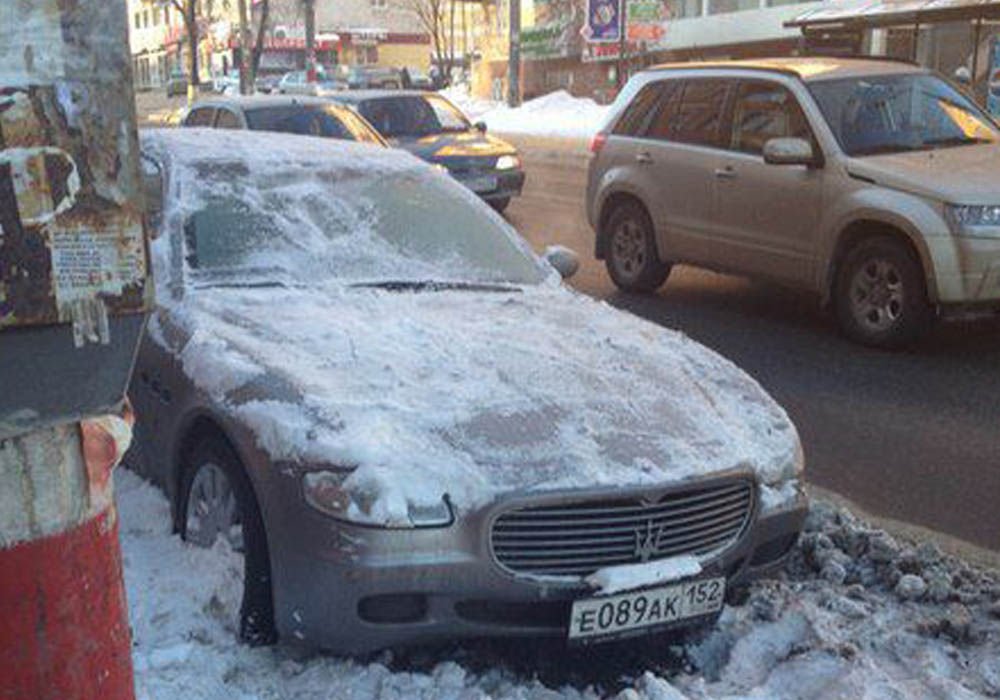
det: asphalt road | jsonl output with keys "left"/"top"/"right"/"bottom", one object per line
{"left": 504, "top": 135, "right": 1000, "bottom": 553}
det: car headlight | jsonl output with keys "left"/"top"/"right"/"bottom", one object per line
{"left": 946, "top": 204, "right": 1000, "bottom": 234}
{"left": 495, "top": 154, "right": 521, "bottom": 171}
{"left": 302, "top": 470, "right": 453, "bottom": 528}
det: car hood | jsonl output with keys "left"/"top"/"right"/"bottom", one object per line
{"left": 390, "top": 131, "right": 516, "bottom": 162}
{"left": 845, "top": 143, "right": 1000, "bottom": 203}
{"left": 169, "top": 285, "right": 798, "bottom": 523}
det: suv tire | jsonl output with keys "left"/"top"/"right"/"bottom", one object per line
{"left": 604, "top": 201, "right": 671, "bottom": 293}
{"left": 834, "top": 236, "right": 933, "bottom": 349}
{"left": 179, "top": 436, "right": 277, "bottom": 646}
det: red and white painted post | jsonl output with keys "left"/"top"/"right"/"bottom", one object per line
{"left": 0, "top": 1, "right": 152, "bottom": 698}
{"left": 0, "top": 416, "right": 136, "bottom": 700}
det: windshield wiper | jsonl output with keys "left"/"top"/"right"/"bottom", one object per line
{"left": 921, "top": 136, "right": 992, "bottom": 149}
{"left": 194, "top": 280, "right": 296, "bottom": 290}
{"left": 351, "top": 280, "right": 521, "bottom": 293}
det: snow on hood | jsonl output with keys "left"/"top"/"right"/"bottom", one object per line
{"left": 167, "top": 282, "right": 799, "bottom": 524}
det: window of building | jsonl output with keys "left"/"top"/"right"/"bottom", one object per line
{"left": 134, "top": 12, "right": 141, "bottom": 29}
{"left": 729, "top": 81, "right": 812, "bottom": 155}
{"left": 665, "top": 0, "right": 703, "bottom": 19}
{"left": 707, "top": 0, "right": 758, "bottom": 14}
{"left": 153, "top": 8, "right": 161, "bottom": 25}
{"left": 142, "top": 10, "right": 149, "bottom": 27}
{"left": 372, "top": 0, "right": 388, "bottom": 9}
{"left": 357, "top": 46, "right": 379, "bottom": 65}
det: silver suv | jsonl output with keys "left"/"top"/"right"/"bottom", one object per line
{"left": 587, "top": 57, "right": 1000, "bottom": 348}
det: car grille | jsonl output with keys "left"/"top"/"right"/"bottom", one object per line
{"left": 490, "top": 480, "right": 754, "bottom": 577}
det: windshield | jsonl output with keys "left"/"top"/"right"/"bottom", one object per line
{"left": 245, "top": 105, "right": 384, "bottom": 145}
{"left": 178, "top": 160, "right": 546, "bottom": 287}
{"left": 356, "top": 95, "right": 470, "bottom": 137}
{"left": 809, "top": 73, "right": 999, "bottom": 156}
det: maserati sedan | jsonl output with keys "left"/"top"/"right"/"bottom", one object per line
{"left": 129, "top": 128, "right": 806, "bottom": 652}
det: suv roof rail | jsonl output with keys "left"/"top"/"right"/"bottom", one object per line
{"left": 798, "top": 52, "right": 920, "bottom": 66}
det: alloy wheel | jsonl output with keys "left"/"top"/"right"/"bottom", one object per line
{"left": 849, "top": 258, "right": 905, "bottom": 333}
{"left": 185, "top": 462, "right": 244, "bottom": 553}
{"left": 611, "top": 218, "right": 647, "bottom": 282}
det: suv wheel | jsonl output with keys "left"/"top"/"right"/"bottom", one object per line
{"left": 834, "top": 236, "right": 933, "bottom": 348}
{"left": 179, "top": 436, "right": 277, "bottom": 646}
{"left": 604, "top": 201, "right": 671, "bottom": 292}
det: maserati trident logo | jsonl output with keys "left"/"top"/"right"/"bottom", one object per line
{"left": 634, "top": 520, "right": 665, "bottom": 563}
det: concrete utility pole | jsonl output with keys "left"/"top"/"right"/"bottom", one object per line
{"left": 238, "top": 0, "right": 252, "bottom": 94}
{"left": 507, "top": 0, "right": 521, "bottom": 107}
{"left": 304, "top": 0, "right": 317, "bottom": 82}
{"left": 0, "top": 1, "right": 152, "bottom": 698}
{"left": 617, "top": 0, "right": 629, "bottom": 91}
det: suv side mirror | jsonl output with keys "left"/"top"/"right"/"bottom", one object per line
{"left": 474, "top": 121, "right": 487, "bottom": 134}
{"left": 543, "top": 245, "right": 579, "bottom": 280}
{"left": 763, "top": 137, "right": 819, "bottom": 167}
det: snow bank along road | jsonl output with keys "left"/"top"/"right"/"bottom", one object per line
{"left": 501, "top": 134, "right": 1000, "bottom": 557}
{"left": 120, "top": 468, "right": 1000, "bottom": 699}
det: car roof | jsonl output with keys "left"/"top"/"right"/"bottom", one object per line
{"left": 644, "top": 56, "right": 925, "bottom": 82}
{"left": 187, "top": 95, "right": 352, "bottom": 111}
{"left": 329, "top": 89, "right": 439, "bottom": 103}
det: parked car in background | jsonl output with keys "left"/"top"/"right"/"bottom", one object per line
{"left": 338, "top": 64, "right": 404, "bottom": 90}
{"left": 277, "top": 69, "right": 345, "bottom": 95}
{"left": 180, "top": 96, "right": 387, "bottom": 146}
{"left": 213, "top": 69, "right": 241, "bottom": 94}
{"left": 166, "top": 70, "right": 189, "bottom": 97}
{"left": 132, "top": 127, "right": 806, "bottom": 653}
{"left": 588, "top": 57, "right": 1000, "bottom": 348}
{"left": 255, "top": 72, "right": 284, "bottom": 94}
{"left": 329, "top": 90, "right": 524, "bottom": 212}
{"left": 404, "top": 67, "right": 432, "bottom": 89}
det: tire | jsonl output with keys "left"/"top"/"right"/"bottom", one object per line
{"left": 489, "top": 197, "right": 511, "bottom": 214}
{"left": 603, "top": 201, "right": 671, "bottom": 293}
{"left": 179, "top": 436, "right": 276, "bottom": 646}
{"left": 834, "top": 235, "right": 933, "bottom": 349}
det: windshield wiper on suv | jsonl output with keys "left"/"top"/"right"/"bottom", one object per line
{"left": 350, "top": 280, "right": 521, "bottom": 293}
{"left": 921, "top": 136, "right": 992, "bottom": 149}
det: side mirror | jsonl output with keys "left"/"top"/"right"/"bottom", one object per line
{"left": 763, "top": 137, "right": 820, "bottom": 167}
{"left": 543, "top": 245, "right": 580, "bottom": 280}
{"left": 474, "top": 121, "right": 487, "bottom": 134}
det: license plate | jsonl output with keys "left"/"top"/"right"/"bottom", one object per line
{"left": 568, "top": 577, "right": 725, "bottom": 642}
{"left": 464, "top": 175, "right": 498, "bottom": 193}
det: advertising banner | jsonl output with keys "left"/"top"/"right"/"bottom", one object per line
{"left": 987, "top": 36, "right": 1000, "bottom": 117}
{"left": 583, "top": 0, "right": 623, "bottom": 43}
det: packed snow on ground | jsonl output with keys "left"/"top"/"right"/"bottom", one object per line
{"left": 442, "top": 86, "right": 610, "bottom": 139}
{"left": 119, "top": 467, "right": 1000, "bottom": 700}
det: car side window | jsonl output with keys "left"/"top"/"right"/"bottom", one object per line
{"left": 214, "top": 108, "right": 241, "bottom": 129}
{"left": 613, "top": 82, "right": 666, "bottom": 137}
{"left": 667, "top": 79, "right": 733, "bottom": 148}
{"left": 185, "top": 107, "right": 215, "bottom": 127}
{"left": 729, "top": 81, "right": 813, "bottom": 155}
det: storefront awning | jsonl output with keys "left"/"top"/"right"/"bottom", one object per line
{"left": 786, "top": 0, "right": 1000, "bottom": 29}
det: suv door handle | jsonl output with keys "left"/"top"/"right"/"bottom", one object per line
{"left": 714, "top": 166, "right": 736, "bottom": 179}
{"left": 636, "top": 151, "right": 653, "bottom": 165}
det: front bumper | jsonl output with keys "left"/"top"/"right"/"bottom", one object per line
{"left": 925, "top": 233, "right": 1000, "bottom": 304}
{"left": 453, "top": 168, "right": 526, "bottom": 202}
{"left": 268, "top": 483, "right": 807, "bottom": 654}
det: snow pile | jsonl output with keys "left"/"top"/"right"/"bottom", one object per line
{"left": 444, "top": 87, "right": 611, "bottom": 139}
{"left": 588, "top": 556, "right": 703, "bottom": 595}
{"left": 119, "top": 467, "right": 1000, "bottom": 699}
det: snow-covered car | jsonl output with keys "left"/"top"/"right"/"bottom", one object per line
{"left": 130, "top": 128, "right": 807, "bottom": 653}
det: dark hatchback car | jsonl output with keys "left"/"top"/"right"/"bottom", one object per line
{"left": 181, "top": 95, "right": 387, "bottom": 146}
{"left": 329, "top": 90, "right": 525, "bottom": 212}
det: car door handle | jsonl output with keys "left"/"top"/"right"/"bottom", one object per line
{"left": 636, "top": 151, "right": 653, "bottom": 165}
{"left": 714, "top": 166, "right": 737, "bottom": 179}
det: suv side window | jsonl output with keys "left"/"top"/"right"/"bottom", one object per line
{"left": 613, "top": 82, "right": 667, "bottom": 137}
{"left": 729, "top": 81, "right": 813, "bottom": 155}
{"left": 185, "top": 107, "right": 215, "bottom": 127}
{"left": 668, "top": 79, "right": 733, "bottom": 148}
{"left": 214, "top": 108, "right": 242, "bottom": 129}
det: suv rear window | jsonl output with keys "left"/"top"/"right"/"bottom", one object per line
{"left": 614, "top": 82, "right": 668, "bottom": 137}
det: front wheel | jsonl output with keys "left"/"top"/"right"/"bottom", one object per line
{"left": 834, "top": 236, "right": 933, "bottom": 348}
{"left": 179, "top": 437, "right": 276, "bottom": 646}
{"left": 604, "top": 201, "right": 671, "bottom": 293}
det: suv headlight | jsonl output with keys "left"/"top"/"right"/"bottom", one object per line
{"left": 495, "top": 154, "right": 521, "bottom": 171}
{"left": 302, "top": 470, "right": 453, "bottom": 528}
{"left": 946, "top": 204, "right": 1000, "bottom": 234}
